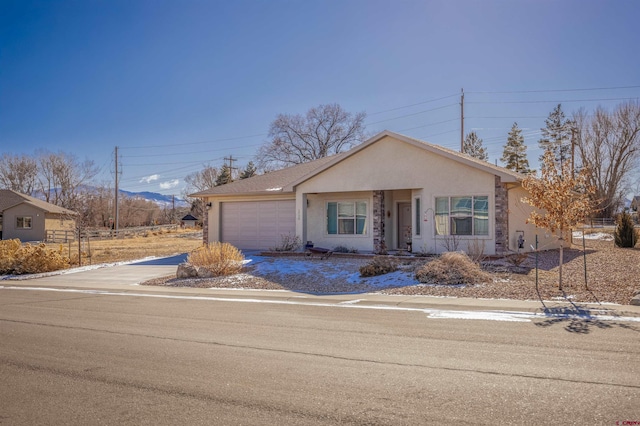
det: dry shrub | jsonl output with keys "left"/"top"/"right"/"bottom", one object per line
{"left": 271, "top": 234, "right": 301, "bottom": 252}
{"left": 0, "top": 239, "right": 21, "bottom": 273}
{"left": 415, "top": 251, "right": 490, "bottom": 285}
{"left": 467, "top": 239, "right": 486, "bottom": 263}
{"left": 360, "top": 256, "right": 398, "bottom": 277}
{"left": 506, "top": 252, "right": 529, "bottom": 268}
{"left": 0, "top": 240, "right": 70, "bottom": 274}
{"left": 187, "top": 242, "right": 244, "bottom": 276}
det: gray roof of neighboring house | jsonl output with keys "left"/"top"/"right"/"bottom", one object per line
{"left": 191, "top": 130, "right": 525, "bottom": 198}
{"left": 190, "top": 154, "right": 345, "bottom": 197}
{"left": 0, "top": 189, "right": 78, "bottom": 215}
{"left": 181, "top": 214, "right": 198, "bottom": 221}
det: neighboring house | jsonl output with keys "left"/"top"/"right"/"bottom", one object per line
{"left": 0, "top": 189, "right": 77, "bottom": 242}
{"left": 192, "top": 130, "right": 558, "bottom": 255}
{"left": 181, "top": 214, "right": 198, "bottom": 228}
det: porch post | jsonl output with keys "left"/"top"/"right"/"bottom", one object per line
{"left": 494, "top": 176, "right": 509, "bottom": 254}
{"left": 296, "top": 193, "right": 307, "bottom": 250}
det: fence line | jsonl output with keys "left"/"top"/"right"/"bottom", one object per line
{"left": 46, "top": 224, "right": 179, "bottom": 243}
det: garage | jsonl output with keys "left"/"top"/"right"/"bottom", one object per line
{"left": 220, "top": 200, "right": 296, "bottom": 250}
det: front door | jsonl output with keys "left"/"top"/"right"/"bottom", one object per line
{"left": 397, "top": 202, "right": 412, "bottom": 250}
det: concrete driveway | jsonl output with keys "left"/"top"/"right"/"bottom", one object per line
{"left": 2, "top": 253, "right": 187, "bottom": 291}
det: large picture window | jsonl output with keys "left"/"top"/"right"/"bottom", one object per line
{"left": 16, "top": 216, "right": 32, "bottom": 229}
{"left": 327, "top": 201, "right": 367, "bottom": 235}
{"left": 435, "top": 196, "right": 488, "bottom": 236}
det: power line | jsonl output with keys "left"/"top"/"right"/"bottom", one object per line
{"left": 120, "top": 133, "right": 267, "bottom": 150}
{"left": 123, "top": 144, "right": 262, "bottom": 158}
{"left": 468, "top": 96, "right": 639, "bottom": 105}
{"left": 466, "top": 85, "right": 640, "bottom": 94}
{"left": 368, "top": 93, "right": 459, "bottom": 116}
{"left": 365, "top": 103, "right": 458, "bottom": 126}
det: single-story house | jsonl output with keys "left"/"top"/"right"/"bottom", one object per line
{"left": 181, "top": 214, "right": 198, "bottom": 228}
{"left": 192, "top": 130, "right": 556, "bottom": 255}
{"left": 0, "top": 189, "right": 77, "bottom": 242}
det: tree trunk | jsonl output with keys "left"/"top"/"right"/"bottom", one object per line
{"left": 558, "top": 236, "right": 564, "bottom": 290}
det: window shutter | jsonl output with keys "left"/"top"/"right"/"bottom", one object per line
{"left": 327, "top": 202, "right": 337, "bottom": 234}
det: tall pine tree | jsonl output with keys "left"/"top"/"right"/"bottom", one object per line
{"left": 501, "top": 122, "right": 531, "bottom": 173}
{"left": 463, "top": 131, "right": 489, "bottom": 161}
{"left": 239, "top": 161, "right": 257, "bottom": 179}
{"left": 539, "top": 104, "right": 574, "bottom": 169}
{"left": 215, "top": 164, "right": 232, "bottom": 186}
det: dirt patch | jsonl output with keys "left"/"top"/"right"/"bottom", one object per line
{"left": 45, "top": 229, "right": 203, "bottom": 266}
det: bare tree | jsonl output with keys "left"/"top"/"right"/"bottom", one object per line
{"left": 78, "top": 183, "right": 114, "bottom": 228}
{"left": 257, "top": 103, "right": 366, "bottom": 169}
{"left": 522, "top": 151, "right": 593, "bottom": 290}
{"left": 574, "top": 101, "right": 640, "bottom": 218}
{"left": 183, "top": 165, "right": 218, "bottom": 221}
{"left": 36, "top": 150, "right": 99, "bottom": 211}
{"left": 0, "top": 153, "right": 38, "bottom": 194}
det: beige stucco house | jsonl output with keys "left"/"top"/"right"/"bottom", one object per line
{"left": 0, "top": 189, "right": 77, "bottom": 242}
{"left": 192, "top": 131, "right": 554, "bottom": 255}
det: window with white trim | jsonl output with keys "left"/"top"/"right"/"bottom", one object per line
{"left": 16, "top": 216, "right": 32, "bottom": 229}
{"left": 435, "top": 196, "right": 488, "bottom": 236}
{"left": 327, "top": 201, "right": 367, "bottom": 235}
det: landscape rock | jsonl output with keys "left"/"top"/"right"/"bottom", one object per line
{"left": 176, "top": 263, "right": 198, "bottom": 279}
{"left": 631, "top": 294, "right": 640, "bottom": 306}
{"left": 197, "top": 267, "right": 215, "bottom": 278}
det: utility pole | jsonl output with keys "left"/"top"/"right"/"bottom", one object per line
{"left": 114, "top": 146, "right": 119, "bottom": 234}
{"left": 224, "top": 155, "right": 238, "bottom": 184}
{"left": 172, "top": 195, "right": 175, "bottom": 224}
{"left": 460, "top": 88, "right": 465, "bottom": 152}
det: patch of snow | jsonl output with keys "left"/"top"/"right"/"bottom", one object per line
{"left": 572, "top": 231, "right": 614, "bottom": 241}
{"left": 265, "top": 187, "right": 282, "bottom": 192}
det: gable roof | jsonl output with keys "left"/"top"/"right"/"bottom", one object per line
{"left": 191, "top": 130, "right": 524, "bottom": 198}
{"left": 0, "top": 189, "right": 78, "bottom": 215}
{"left": 181, "top": 214, "right": 198, "bottom": 221}
{"left": 290, "top": 130, "right": 524, "bottom": 187}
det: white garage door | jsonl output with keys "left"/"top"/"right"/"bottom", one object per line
{"left": 220, "top": 200, "right": 296, "bottom": 250}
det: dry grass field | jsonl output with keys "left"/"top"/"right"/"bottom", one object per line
{"left": 48, "top": 228, "right": 203, "bottom": 266}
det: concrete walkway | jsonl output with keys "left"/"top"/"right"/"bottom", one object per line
{"left": 3, "top": 253, "right": 640, "bottom": 319}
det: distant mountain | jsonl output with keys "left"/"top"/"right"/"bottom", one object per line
{"left": 120, "top": 190, "right": 189, "bottom": 208}
{"left": 30, "top": 187, "right": 190, "bottom": 208}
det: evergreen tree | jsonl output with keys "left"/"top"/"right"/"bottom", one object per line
{"left": 463, "top": 131, "right": 488, "bottom": 161}
{"left": 501, "top": 122, "right": 531, "bottom": 173}
{"left": 239, "top": 161, "right": 257, "bottom": 179}
{"left": 614, "top": 211, "right": 638, "bottom": 248}
{"left": 539, "top": 104, "right": 574, "bottom": 169}
{"left": 215, "top": 164, "right": 232, "bottom": 186}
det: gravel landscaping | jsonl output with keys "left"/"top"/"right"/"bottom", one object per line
{"left": 143, "top": 234, "right": 640, "bottom": 305}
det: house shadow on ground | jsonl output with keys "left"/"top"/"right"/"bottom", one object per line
{"left": 533, "top": 296, "right": 640, "bottom": 334}
{"left": 521, "top": 248, "right": 597, "bottom": 272}
{"left": 131, "top": 253, "right": 188, "bottom": 266}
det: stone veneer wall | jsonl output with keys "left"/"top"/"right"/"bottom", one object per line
{"left": 372, "top": 190, "right": 385, "bottom": 251}
{"left": 494, "top": 176, "right": 509, "bottom": 254}
{"left": 203, "top": 205, "right": 209, "bottom": 245}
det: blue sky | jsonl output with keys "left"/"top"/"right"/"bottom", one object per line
{"left": 1, "top": 0, "right": 639, "bottom": 195}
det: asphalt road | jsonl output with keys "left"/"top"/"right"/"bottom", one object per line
{"left": 1, "top": 286, "right": 639, "bottom": 425}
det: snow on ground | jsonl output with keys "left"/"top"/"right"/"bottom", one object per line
{"left": 572, "top": 231, "right": 614, "bottom": 241}
{"left": 244, "top": 255, "right": 420, "bottom": 289}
